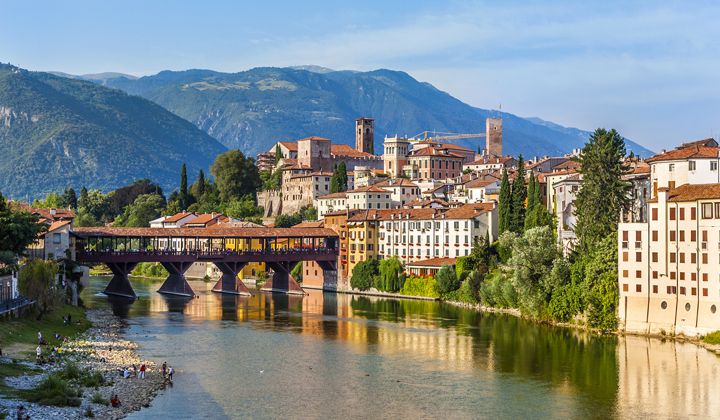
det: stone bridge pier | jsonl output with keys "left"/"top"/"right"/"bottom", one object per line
{"left": 212, "top": 262, "right": 252, "bottom": 296}
{"left": 104, "top": 262, "right": 138, "bottom": 299}
{"left": 158, "top": 262, "right": 195, "bottom": 297}
{"left": 262, "top": 261, "right": 305, "bottom": 295}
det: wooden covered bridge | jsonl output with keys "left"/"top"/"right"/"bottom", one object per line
{"left": 73, "top": 226, "right": 339, "bottom": 299}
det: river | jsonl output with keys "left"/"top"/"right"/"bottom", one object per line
{"left": 81, "top": 276, "right": 720, "bottom": 419}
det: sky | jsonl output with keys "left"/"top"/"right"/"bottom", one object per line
{"left": 2, "top": 0, "right": 720, "bottom": 151}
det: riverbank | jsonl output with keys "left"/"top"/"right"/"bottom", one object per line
{"left": 0, "top": 309, "right": 165, "bottom": 419}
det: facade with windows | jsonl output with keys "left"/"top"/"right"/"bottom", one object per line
{"left": 346, "top": 186, "right": 393, "bottom": 210}
{"left": 619, "top": 179, "right": 720, "bottom": 336}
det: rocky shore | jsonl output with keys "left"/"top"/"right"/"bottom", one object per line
{"left": 0, "top": 309, "right": 166, "bottom": 419}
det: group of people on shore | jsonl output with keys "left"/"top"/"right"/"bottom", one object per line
{"left": 122, "top": 361, "right": 174, "bottom": 382}
{"left": 34, "top": 331, "right": 68, "bottom": 365}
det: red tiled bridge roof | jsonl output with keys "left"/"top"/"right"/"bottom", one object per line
{"left": 73, "top": 227, "right": 338, "bottom": 238}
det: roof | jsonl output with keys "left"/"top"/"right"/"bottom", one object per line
{"left": 292, "top": 220, "right": 325, "bottom": 228}
{"left": 528, "top": 157, "right": 570, "bottom": 173}
{"left": 298, "top": 136, "right": 331, "bottom": 142}
{"left": 184, "top": 213, "right": 225, "bottom": 226}
{"left": 464, "top": 178, "right": 498, "bottom": 189}
{"left": 406, "top": 198, "right": 450, "bottom": 208}
{"left": 656, "top": 183, "right": 720, "bottom": 202}
{"left": 466, "top": 156, "right": 515, "bottom": 166}
{"left": 47, "top": 220, "right": 71, "bottom": 234}
{"left": 442, "top": 203, "right": 495, "bottom": 219}
{"left": 409, "top": 147, "right": 465, "bottom": 159}
{"left": 406, "top": 257, "right": 457, "bottom": 268}
{"left": 330, "top": 144, "right": 377, "bottom": 159}
{"left": 12, "top": 203, "right": 76, "bottom": 221}
{"left": 347, "top": 208, "right": 440, "bottom": 222}
{"left": 348, "top": 185, "right": 390, "bottom": 194}
{"left": 646, "top": 142, "right": 719, "bottom": 163}
{"left": 207, "top": 220, "right": 265, "bottom": 228}
{"left": 318, "top": 192, "right": 348, "bottom": 200}
{"left": 73, "top": 226, "right": 338, "bottom": 238}
{"left": 278, "top": 141, "right": 298, "bottom": 152}
{"left": 164, "top": 212, "right": 195, "bottom": 223}
{"left": 555, "top": 174, "right": 583, "bottom": 184}
{"left": 679, "top": 138, "right": 718, "bottom": 148}
{"left": 374, "top": 178, "right": 418, "bottom": 188}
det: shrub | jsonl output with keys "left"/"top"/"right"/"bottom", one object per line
{"left": 350, "top": 260, "right": 379, "bottom": 291}
{"left": 91, "top": 392, "right": 108, "bottom": 406}
{"left": 436, "top": 265, "right": 460, "bottom": 295}
{"left": 548, "top": 283, "right": 583, "bottom": 322}
{"left": 399, "top": 276, "right": 440, "bottom": 298}
{"left": 443, "top": 279, "right": 478, "bottom": 304}
{"left": 24, "top": 374, "right": 82, "bottom": 407}
{"left": 81, "top": 371, "right": 106, "bottom": 388}
{"left": 376, "top": 257, "right": 404, "bottom": 292}
{"left": 290, "top": 262, "right": 303, "bottom": 282}
{"left": 703, "top": 331, "right": 720, "bottom": 345}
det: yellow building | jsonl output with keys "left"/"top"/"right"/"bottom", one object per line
{"left": 347, "top": 210, "right": 381, "bottom": 274}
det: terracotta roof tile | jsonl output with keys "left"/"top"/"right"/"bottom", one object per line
{"left": 164, "top": 212, "right": 195, "bottom": 223}
{"left": 442, "top": 203, "right": 495, "bottom": 219}
{"left": 318, "top": 192, "right": 348, "bottom": 200}
{"left": 663, "top": 183, "right": 720, "bottom": 202}
{"left": 646, "top": 144, "right": 719, "bottom": 163}
{"left": 406, "top": 257, "right": 457, "bottom": 267}
{"left": 73, "top": 226, "right": 338, "bottom": 238}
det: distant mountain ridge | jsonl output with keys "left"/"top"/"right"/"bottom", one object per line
{"left": 0, "top": 64, "right": 226, "bottom": 199}
{"left": 87, "top": 66, "right": 654, "bottom": 158}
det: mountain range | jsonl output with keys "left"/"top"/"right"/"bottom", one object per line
{"left": 98, "top": 67, "right": 654, "bottom": 158}
{"left": 0, "top": 64, "right": 226, "bottom": 200}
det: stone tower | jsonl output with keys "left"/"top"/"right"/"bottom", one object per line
{"left": 383, "top": 136, "right": 411, "bottom": 178}
{"left": 486, "top": 117, "right": 502, "bottom": 157}
{"left": 356, "top": 117, "right": 374, "bottom": 154}
{"left": 298, "top": 136, "right": 332, "bottom": 172}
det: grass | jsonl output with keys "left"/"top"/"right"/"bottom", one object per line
{"left": 57, "top": 362, "right": 106, "bottom": 388}
{"left": 0, "top": 304, "right": 90, "bottom": 360}
{"left": 702, "top": 331, "right": 720, "bottom": 345}
{"left": 19, "top": 373, "right": 82, "bottom": 407}
{"left": 0, "top": 360, "right": 41, "bottom": 397}
{"left": 90, "top": 392, "right": 108, "bottom": 406}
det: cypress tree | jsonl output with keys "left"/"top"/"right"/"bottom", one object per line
{"left": 510, "top": 155, "right": 527, "bottom": 232}
{"left": 574, "top": 128, "right": 630, "bottom": 252}
{"left": 338, "top": 161, "right": 348, "bottom": 191}
{"left": 527, "top": 172, "right": 537, "bottom": 210}
{"left": 79, "top": 187, "right": 89, "bottom": 209}
{"left": 179, "top": 163, "right": 188, "bottom": 209}
{"left": 498, "top": 168, "right": 512, "bottom": 234}
{"left": 274, "top": 143, "right": 282, "bottom": 165}
{"left": 197, "top": 170, "right": 206, "bottom": 197}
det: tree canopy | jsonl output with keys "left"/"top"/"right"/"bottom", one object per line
{"left": 0, "top": 192, "right": 45, "bottom": 265}
{"left": 509, "top": 155, "right": 527, "bottom": 233}
{"left": 498, "top": 168, "right": 511, "bottom": 234}
{"left": 211, "top": 150, "right": 262, "bottom": 203}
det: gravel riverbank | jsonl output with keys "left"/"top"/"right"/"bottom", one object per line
{"left": 0, "top": 308, "right": 166, "bottom": 419}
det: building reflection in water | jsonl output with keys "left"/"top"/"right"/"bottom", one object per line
{"left": 94, "top": 278, "right": 720, "bottom": 418}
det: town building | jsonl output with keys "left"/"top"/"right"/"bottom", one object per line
{"left": 485, "top": 117, "right": 503, "bottom": 157}
{"left": 618, "top": 138, "right": 720, "bottom": 336}
{"left": 383, "top": 136, "right": 412, "bottom": 178}
{"left": 406, "top": 257, "right": 457, "bottom": 277}
{"left": 302, "top": 211, "right": 351, "bottom": 290}
{"left": 553, "top": 174, "right": 582, "bottom": 254}
{"left": 346, "top": 186, "right": 393, "bottom": 210}
{"left": 406, "top": 145, "right": 465, "bottom": 180}
{"left": 373, "top": 178, "right": 421, "bottom": 208}
{"left": 463, "top": 155, "right": 517, "bottom": 172}
{"left": 356, "top": 117, "right": 374, "bottom": 154}
{"left": 317, "top": 192, "right": 348, "bottom": 217}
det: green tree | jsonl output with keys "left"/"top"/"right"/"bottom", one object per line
{"left": 179, "top": 163, "right": 189, "bottom": 209}
{"left": 18, "top": 259, "right": 61, "bottom": 319}
{"left": 32, "top": 192, "right": 62, "bottom": 209}
{"left": 510, "top": 155, "right": 527, "bottom": 232}
{"left": 274, "top": 213, "right": 303, "bottom": 228}
{"left": 80, "top": 190, "right": 110, "bottom": 223}
{"left": 211, "top": 150, "right": 262, "bottom": 203}
{"left": 274, "top": 143, "right": 282, "bottom": 165}
{"left": 302, "top": 206, "right": 318, "bottom": 221}
{"left": 78, "top": 187, "right": 89, "bottom": 209}
{"left": 351, "top": 259, "right": 379, "bottom": 291}
{"left": 527, "top": 172, "right": 537, "bottom": 210}
{"left": 330, "top": 161, "right": 348, "bottom": 193}
{"left": 60, "top": 188, "right": 78, "bottom": 210}
{"left": 195, "top": 169, "right": 206, "bottom": 197}
{"left": 224, "top": 195, "right": 263, "bottom": 220}
{"left": 498, "top": 168, "right": 512, "bottom": 234}
{"left": 579, "top": 233, "right": 619, "bottom": 331}
{"left": 574, "top": 128, "right": 630, "bottom": 253}
{"left": 0, "top": 193, "right": 45, "bottom": 265}
{"left": 524, "top": 202, "right": 554, "bottom": 231}
{"left": 114, "top": 194, "right": 165, "bottom": 227}
{"left": 73, "top": 208, "right": 101, "bottom": 227}
{"left": 376, "top": 257, "right": 404, "bottom": 292}
{"left": 436, "top": 265, "right": 460, "bottom": 295}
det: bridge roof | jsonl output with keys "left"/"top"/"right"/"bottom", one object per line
{"left": 73, "top": 227, "right": 338, "bottom": 238}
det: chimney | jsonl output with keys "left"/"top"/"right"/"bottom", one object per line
{"left": 50, "top": 209, "right": 57, "bottom": 217}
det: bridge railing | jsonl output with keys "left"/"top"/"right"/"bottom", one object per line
{"left": 76, "top": 247, "right": 337, "bottom": 258}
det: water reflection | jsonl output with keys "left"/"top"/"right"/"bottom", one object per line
{"left": 83, "top": 277, "right": 720, "bottom": 419}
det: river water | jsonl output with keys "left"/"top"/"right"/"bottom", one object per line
{"left": 81, "top": 277, "right": 720, "bottom": 419}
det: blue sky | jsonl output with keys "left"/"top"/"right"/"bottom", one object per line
{"left": 3, "top": 0, "right": 720, "bottom": 151}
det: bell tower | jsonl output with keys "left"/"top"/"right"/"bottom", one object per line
{"left": 356, "top": 117, "right": 374, "bottom": 154}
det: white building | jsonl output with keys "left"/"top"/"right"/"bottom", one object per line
{"left": 378, "top": 203, "right": 497, "bottom": 264}
{"left": 347, "top": 186, "right": 393, "bottom": 210}
{"left": 317, "top": 192, "right": 348, "bottom": 217}
{"left": 451, "top": 177, "right": 500, "bottom": 203}
{"left": 374, "top": 178, "right": 421, "bottom": 208}
{"left": 553, "top": 174, "right": 582, "bottom": 255}
{"left": 619, "top": 138, "right": 720, "bottom": 336}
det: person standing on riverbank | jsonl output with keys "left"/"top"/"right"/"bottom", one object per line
{"left": 140, "top": 363, "right": 146, "bottom": 379}
{"left": 162, "top": 361, "right": 167, "bottom": 378}
{"left": 168, "top": 366, "right": 174, "bottom": 381}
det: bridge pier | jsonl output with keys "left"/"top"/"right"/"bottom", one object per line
{"left": 212, "top": 262, "right": 252, "bottom": 296}
{"left": 158, "top": 262, "right": 195, "bottom": 297}
{"left": 316, "top": 260, "right": 338, "bottom": 291}
{"left": 261, "top": 261, "right": 305, "bottom": 295}
{"left": 104, "top": 262, "right": 138, "bottom": 299}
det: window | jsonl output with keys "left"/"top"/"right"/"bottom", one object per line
{"left": 636, "top": 284, "right": 642, "bottom": 292}
{"left": 671, "top": 272, "right": 676, "bottom": 280}
{"left": 680, "top": 253, "right": 685, "bottom": 263}
{"left": 623, "top": 252, "right": 629, "bottom": 262}
{"left": 635, "top": 270, "right": 642, "bottom": 278}
{"left": 704, "top": 273, "right": 709, "bottom": 282}
{"left": 653, "top": 285, "right": 658, "bottom": 294}
{"left": 622, "top": 231, "right": 629, "bottom": 241}
{"left": 691, "top": 207, "right": 697, "bottom": 220}
{"left": 652, "top": 208, "right": 658, "bottom": 221}
{"left": 703, "top": 203, "right": 713, "bottom": 219}
{"left": 703, "top": 230, "right": 708, "bottom": 242}
{"left": 652, "top": 230, "right": 658, "bottom": 241}
{"left": 691, "top": 230, "right": 697, "bottom": 242}
{"left": 680, "top": 286, "right": 686, "bottom": 295}
{"left": 680, "top": 231, "right": 685, "bottom": 242}
{"left": 692, "top": 272, "right": 697, "bottom": 281}
{"left": 669, "top": 163, "right": 675, "bottom": 172}
{"left": 635, "top": 231, "right": 641, "bottom": 241}
{"left": 670, "top": 208, "right": 676, "bottom": 220}
{"left": 622, "top": 270, "right": 629, "bottom": 278}
{"left": 670, "top": 231, "right": 676, "bottom": 242}
{"left": 622, "top": 284, "right": 629, "bottom": 292}
{"left": 680, "top": 208, "right": 685, "bottom": 220}
{"left": 636, "top": 252, "right": 642, "bottom": 262}
{"left": 691, "top": 253, "right": 696, "bottom": 264}
{"left": 689, "top": 161, "right": 696, "bottom": 171}
{"left": 652, "top": 252, "right": 658, "bottom": 262}
{"left": 670, "top": 253, "right": 676, "bottom": 263}
{"left": 692, "top": 287, "right": 697, "bottom": 296}
{"left": 703, "top": 253, "right": 708, "bottom": 264}
{"left": 652, "top": 271, "right": 658, "bottom": 279}
{"left": 680, "top": 272, "right": 685, "bottom": 280}
{"left": 713, "top": 161, "right": 718, "bottom": 171}
{"left": 52, "top": 233, "right": 61, "bottom": 244}
{"left": 716, "top": 203, "right": 720, "bottom": 219}
{"left": 704, "top": 288, "right": 709, "bottom": 297}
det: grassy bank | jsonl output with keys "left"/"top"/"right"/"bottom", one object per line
{"left": 0, "top": 305, "right": 90, "bottom": 360}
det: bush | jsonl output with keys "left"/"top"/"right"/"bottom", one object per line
{"left": 91, "top": 392, "right": 109, "bottom": 406}
{"left": 703, "top": 331, "right": 720, "bottom": 345}
{"left": 455, "top": 256, "right": 470, "bottom": 279}
{"left": 436, "top": 265, "right": 460, "bottom": 295}
{"left": 290, "top": 262, "right": 303, "bottom": 282}
{"left": 24, "top": 374, "right": 82, "bottom": 407}
{"left": 131, "top": 262, "right": 168, "bottom": 278}
{"left": 443, "top": 279, "right": 478, "bottom": 304}
{"left": 399, "top": 276, "right": 440, "bottom": 298}
{"left": 548, "top": 283, "right": 583, "bottom": 322}
{"left": 375, "top": 257, "right": 404, "bottom": 292}
{"left": 81, "top": 371, "right": 106, "bottom": 388}
{"left": 479, "top": 269, "right": 517, "bottom": 308}
{"left": 350, "top": 260, "right": 379, "bottom": 291}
